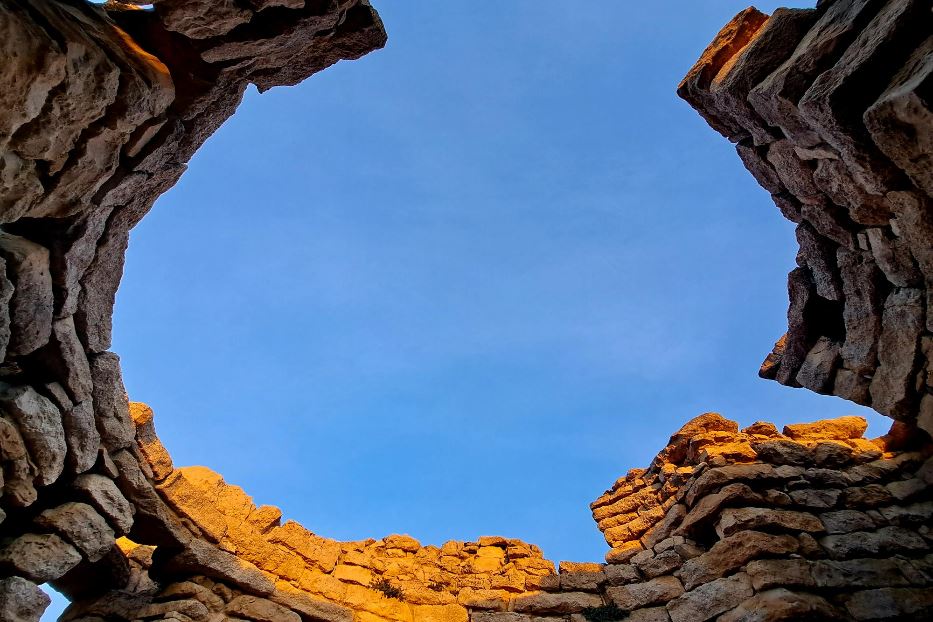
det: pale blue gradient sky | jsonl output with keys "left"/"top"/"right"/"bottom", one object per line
{"left": 47, "top": 1, "right": 885, "bottom": 616}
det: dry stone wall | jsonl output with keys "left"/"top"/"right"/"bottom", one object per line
{"left": 0, "top": 0, "right": 931, "bottom": 621}
{"left": 55, "top": 408, "right": 933, "bottom": 622}
{"left": 677, "top": 0, "right": 933, "bottom": 430}
{"left": 0, "top": 0, "right": 387, "bottom": 619}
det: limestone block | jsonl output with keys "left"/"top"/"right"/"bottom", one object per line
{"left": 797, "top": 0, "right": 928, "bottom": 195}
{"left": 155, "top": 0, "right": 253, "bottom": 39}
{"left": 684, "top": 463, "right": 786, "bottom": 506}
{"left": 666, "top": 572, "right": 753, "bottom": 622}
{"left": 812, "top": 558, "right": 911, "bottom": 589}
{"left": 90, "top": 352, "right": 135, "bottom": 449}
{"left": 869, "top": 288, "right": 924, "bottom": 418}
{"left": 795, "top": 336, "right": 841, "bottom": 394}
{"left": 789, "top": 488, "right": 841, "bottom": 509}
{"left": 718, "top": 588, "right": 840, "bottom": 622}
{"left": 747, "top": 0, "right": 881, "bottom": 145}
{"left": 162, "top": 539, "right": 275, "bottom": 596}
{"left": 455, "top": 588, "right": 509, "bottom": 610}
{"left": 226, "top": 594, "right": 301, "bottom": 622}
{"left": 715, "top": 507, "right": 824, "bottom": 538}
{"left": 411, "top": 604, "right": 469, "bottom": 622}
{"left": 43, "top": 316, "right": 94, "bottom": 404}
{"left": 607, "top": 577, "right": 684, "bottom": 611}
{"left": 0, "top": 383, "right": 65, "bottom": 486}
{"left": 136, "top": 598, "right": 211, "bottom": 620}
{"left": 819, "top": 509, "right": 876, "bottom": 534}
{"left": 678, "top": 531, "right": 798, "bottom": 590}
{"left": 783, "top": 416, "right": 868, "bottom": 441}
{"left": 877, "top": 500, "right": 933, "bottom": 526}
{"left": 0, "top": 257, "right": 11, "bottom": 361}
{"left": 0, "top": 414, "right": 37, "bottom": 506}
{"left": 708, "top": 8, "right": 818, "bottom": 145}
{"left": 271, "top": 581, "right": 354, "bottom": 622}
{"left": 159, "top": 581, "right": 226, "bottom": 612}
{"left": 63, "top": 400, "right": 101, "bottom": 474}
{"left": 745, "top": 559, "right": 814, "bottom": 591}
{"left": 843, "top": 483, "right": 895, "bottom": 508}
{"left": 842, "top": 587, "right": 933, "bottom": 621}
{"left": 865, "top": 35, "right": 933, "bottom": 196}
{"left": 157, "top": 469, "right": 229, "bottom": 543}
{"left": 0, "top": 533, "right": 81, "bottom": 582}
{"left": 129, "top": 402, "right": 173, "bottom": 480}
{"left": 267, "top": 521, "right": 340, "bottom": 572}
{"left": 624, "top": 607, "right": 670, "bottom": 622}
{"left": 751, "top": 440, "right": 811, "bottom": 466}
{"left": 0, "top": 232, "right": 53, "bottom": 355}
{"left": 604, "top": 563, "right": 639, "bottom": 586}
{"left": 0, "top": 577, "right": 50, "bottom": 622}
{"left": 675, "top": 7, "right": 769, "bottom": 140}
{"left": 511, "top": 591, "right": 602, "bottom": 614}
{"left": 35, "top": 501, "right": 115, "bottom": 562}
{"left": 819, "top": 526, "right": 928, "bottom": 559}
{"left": 74, "top": 473, "right": 134, "bottom": 535}
{"left": 634, "top": 550, "right": 680, "bottom": 580}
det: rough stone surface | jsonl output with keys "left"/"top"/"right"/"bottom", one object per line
{"left": 0, "top": 3, "right": 930, "bottom": 622}
{"left": 680, "top": 1, "right": 933, "bottom": 429}
{"left": 0, "top": 533, "right": 82, "bottom": 583}
{"left": 607, "top": 577, "right": 684, "bottom": 611}
{"left": 678, "top": 531, "right": 797, "bottom": 590}
{"left": 718, "top": 588, "right": 840, "bottom": 622}
{"left": 666, "top": 572, "right": 753, "bottom": 622}
{"left": 74, "top": 473, "right": 135, "bottom": 535}
{"left": 35, "top": 502, "right": 115, "bottom": 562}
{"left": 0, "top": 383, "right": 65, "bottom": 486}
{"left": 0, "top": 577, "right": 51, "bottom": 622}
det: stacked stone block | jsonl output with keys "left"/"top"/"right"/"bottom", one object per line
{"left": 0, "top": 0, "right": 386, "bottom": 619}
{"left": 0, "top": 0, "right": 931, "bottom": 621}
{"left": 475, "top": 413, "right": 933, "bottom": 622}
{"left": 54, "top": 409, "right": 933, "bottom": 622}
{"left": 677, "top": 1, "right": 933, "bottom": 430}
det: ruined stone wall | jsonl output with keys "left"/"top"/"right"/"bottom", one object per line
{"left": 57, "top": 408, "right": 933, "bottom": 622}
{"left": 0, "top": 0, "right": 387, "bottom": 618}
{"left": 0, "top": 0, "right": 932, "bottom": 621}
{"left": 677, "top": 1, "right": 933, "bottom": 429}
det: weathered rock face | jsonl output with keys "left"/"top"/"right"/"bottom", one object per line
{"left": 678, "top": 1, "right": 933, "bottom": 430}
{"left": 0, "top": 0, "right": 931, "bottom": 621}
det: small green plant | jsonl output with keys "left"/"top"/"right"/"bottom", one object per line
{"left": 371, "top": 577, "right": 403, "bottom": 600}
{"left": 426, "top": 581, "right": 445, "bottom": 592}
{"left": 582, "top": 604, "right": 627, "bottom": 622}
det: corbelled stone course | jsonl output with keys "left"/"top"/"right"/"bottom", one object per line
{"left": 678, "top": 0, "right": 933, "bottom": 430}
{"left": 0, "top": 0, "right": 388, "bottom": 619}
{"left": 0, "top": 1, "right": 931, "bottom": 621}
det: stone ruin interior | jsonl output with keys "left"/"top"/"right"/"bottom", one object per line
{"left": 0, "top": 0, "right": 931, "bottom": 620}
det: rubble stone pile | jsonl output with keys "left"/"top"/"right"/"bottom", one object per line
{"left": 0, "top": 0, "right": 930, "bottom": 620}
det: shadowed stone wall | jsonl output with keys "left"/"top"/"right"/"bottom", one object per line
{"left": 0, "top": 0, "right": 386, "bottom": 618}
{"left": 0, "top": 1, "right": 931, "bottom": 620}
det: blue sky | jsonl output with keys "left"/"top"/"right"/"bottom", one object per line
{"left": 47, "top": 1, "right": 885, "bottom": 616}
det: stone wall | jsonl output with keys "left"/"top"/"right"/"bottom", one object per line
{"left": 677, "top": 1, "right": 933, "bottom": 429}
{"left": 0, "top": 0, "right": 387, "bottom": 619}
{"left": 0, "top": 0, "right": 931, "bottom": 621}
{"left": 53, "top": 408, "right": 933, "bottom": 621}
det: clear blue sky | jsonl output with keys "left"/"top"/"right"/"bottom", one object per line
{"left": 47, "top": 1, "right": 885, "bottom": 616}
